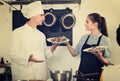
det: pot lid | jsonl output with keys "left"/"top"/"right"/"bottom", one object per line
{"left": 43, "top": 12, "right": 57, "bottom": 27}
{"left": 61, "top": 13, "right": 76, "bottom": 29}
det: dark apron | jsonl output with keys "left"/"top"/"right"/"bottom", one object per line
{"left": 77, "top": 35, "right": 103, "bottom": 81}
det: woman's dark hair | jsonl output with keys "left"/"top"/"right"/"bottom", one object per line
{"left": 88, "top": 13, "right": 108, "bottom": 37}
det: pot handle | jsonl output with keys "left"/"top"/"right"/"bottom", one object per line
{"left": 76, "top": 70, "right": 84, "bottom": 78}
{"left": 49, "top": 68, "right": 54, "bottom": 79}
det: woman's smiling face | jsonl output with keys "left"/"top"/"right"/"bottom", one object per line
{"left": 84, "top": 16, "right": 97, "bottom": 31}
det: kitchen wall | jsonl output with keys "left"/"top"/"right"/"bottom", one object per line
{"left": 0, "top": 0, "right": 120, "bottom": 80}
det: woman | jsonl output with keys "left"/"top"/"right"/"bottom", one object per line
{"left": 9, "top": 1, "right": 58, "bottom": 81}
{"left": 66, "top": 13, "right": 111, "bottom": 81}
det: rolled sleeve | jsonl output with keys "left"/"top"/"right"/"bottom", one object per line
{"left": 104, "top": 47, "right": 111, "bottom": 62}
{"left": 44, "top": 47, "right": 53, "bottom": 59}
{"left": 101, "top": 36, "right": 112, "bottom": 63}
{"left": 75, "top": 43, "right": 81, "bottom": 55}
{"left": 75, "top": 35, "right": 88, "bottom": 56}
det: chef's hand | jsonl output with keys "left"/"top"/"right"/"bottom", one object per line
{"left": 56, "top": 36, "right": 62, "bottom": 44}
{"left": 28, "top": 55, "right": 44, "bottom": 63}
{"left": 51, "top": 37, "right": 62, "bottom": 52}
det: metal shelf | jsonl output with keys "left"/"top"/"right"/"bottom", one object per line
{"left": 0, "top": 0, "right": 81, "bottom": 5}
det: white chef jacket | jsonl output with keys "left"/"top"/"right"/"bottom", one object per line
{"left": 9, "top": 23, "right": 52, "bottom": 80}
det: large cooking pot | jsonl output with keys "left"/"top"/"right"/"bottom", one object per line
{"left": 43, "top": 8, "right": 57, "bottom": 27}
{"left": 49, "top": 69, "right": 72, "bottom": 81}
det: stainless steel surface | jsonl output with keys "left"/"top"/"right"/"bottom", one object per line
{"left": 49, "top": 69, "right": 72, "bottom": 81}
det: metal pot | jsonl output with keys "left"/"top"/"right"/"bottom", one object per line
{"left": 49, "top": 69, "right": 72, "bottom": 81}
{"left": 43, "top": 9, "right": 57, "bottom": 27}
{"left": 60, "top": 12, "right": 76, "bottom": 30}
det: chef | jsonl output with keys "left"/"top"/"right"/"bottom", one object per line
{"left": 9, "top": 1, "right": 58, "bottom": 81}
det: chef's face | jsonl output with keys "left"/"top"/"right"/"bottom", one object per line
{"left": 33, "top": 14, "right": 45, "bottom": 25}
{"left": 84, "top": 16, "right": 97, "bottom": 31}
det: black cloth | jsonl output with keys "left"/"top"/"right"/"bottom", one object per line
{"left": 77, "top": 35, "right": 103, "bottom": 81}
{"left": 0, "top": 66, "right": 12, "bottom": 81}
{"left": 116, "top": 26, "right": 120, "bottom": 46}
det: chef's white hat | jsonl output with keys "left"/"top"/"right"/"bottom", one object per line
{"left": 21, "top": 1, "right": 44, "bottom": 19}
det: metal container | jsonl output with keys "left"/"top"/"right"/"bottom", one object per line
{"left": 49, "top": 69, "right": 72, "bottom": 81}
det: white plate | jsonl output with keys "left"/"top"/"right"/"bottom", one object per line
{"left": 83, "top": 47, "right": 93, "bottom": 52}
{"left": 83, "top": 46, "right": 108, "bottom": 52}
{"left": 47, "top": 36, "right": 70, "bottom": 43}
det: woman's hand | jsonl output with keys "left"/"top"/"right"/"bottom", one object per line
{"left": 91, "top": 48, "right": 110, "bottom": 66}
{"left": 65, "top": 41, "right": 70, "bottom": 45}
{"left": 28, "top": 55, "right": 44, "bottom": 63}
{"left": 91, "top": 46, "right": 104, "bottom": 57}
{"left": 91, "top": 50, "right": 103, "bottom": 57}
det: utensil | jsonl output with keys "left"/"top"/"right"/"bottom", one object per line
{"left": 49, "top": 68, "right": 54, "bottom": 79}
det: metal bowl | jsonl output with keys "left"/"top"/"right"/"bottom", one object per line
{"left": 50, "top": 70, "right": 72, "bottom": 81}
